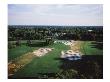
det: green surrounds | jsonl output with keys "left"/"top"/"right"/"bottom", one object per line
{"left": 81, "top": 41, "right": 103, "bottom": 55}
{"left": 11, "top": 43, "right": 70, "bottom": 78}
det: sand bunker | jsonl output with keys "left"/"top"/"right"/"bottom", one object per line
{"left": 33, "top": 48, "right": 54, "bottom": 57}
{"left": 61, "top": 50, "right": 82, "bottom": 60}
{"left": 54, "top": 40, "right": 74, "bottom": 45}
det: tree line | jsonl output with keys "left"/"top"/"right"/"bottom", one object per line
{"left": 8, "top": 25, "right": 103, "bottom": 41}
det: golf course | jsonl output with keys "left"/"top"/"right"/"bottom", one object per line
{"left": 8, "top": 40, "right": 103, "bottom": 79}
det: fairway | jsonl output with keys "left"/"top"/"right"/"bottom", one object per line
{"left": 9, "top": 42, "right": 70, "bottom": 78}
{"left": 8, "top": 41, "right": 103, "bottom": 78}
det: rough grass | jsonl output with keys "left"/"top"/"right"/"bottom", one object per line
{"left": 81, "top": 41, "right": 103, "bottom": 55}
{"left": 70, "top": 41, "right": 83, "bottom": 53}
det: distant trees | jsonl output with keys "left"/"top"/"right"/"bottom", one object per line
{"left": 8, "top": 26, "right": 103, "bottom": 41}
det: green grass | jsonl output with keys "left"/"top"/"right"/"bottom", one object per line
{"left": 8, "top": 40, "right": 47, "bottom": 61}
{"left": 81, "top": 41, "right": 103, "bottom": 55}
{"left": 8, "top": 45, "right": 37, "bottom": 61}
{"left": 9, "top": 41, "right": 103, "bottom": 78}
{"left": 11, "top": 43, "right": 70, "bottom": 78}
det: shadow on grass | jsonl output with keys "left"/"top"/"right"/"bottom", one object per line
{"left": 27, "top": 42, "right": 48, "bottom": 47}
{"left": 54, "top": 55, "right": 103, "bottom": 79}
{"left": 9, "top": 55, "right": 103, "bottom": 79}
{"left": 90, "top": 41, "right": 103, "bottom": 50}
{"left": 9, "top": 73, "right": 57, "bottom": 79}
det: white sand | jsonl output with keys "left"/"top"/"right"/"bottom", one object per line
{"left": 33, "top": 48, "right": 54, "bottom": 57}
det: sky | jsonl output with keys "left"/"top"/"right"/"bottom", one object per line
{"left": 8, "top": 4, "right": 103, "bottom": 26}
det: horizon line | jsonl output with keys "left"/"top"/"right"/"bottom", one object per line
{"left": 8, "top": 25, "right": 103, "bottom": 26}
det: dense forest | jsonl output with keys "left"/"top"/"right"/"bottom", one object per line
{"left": 8, "top": 25, "right": 103, "bottom": 41}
